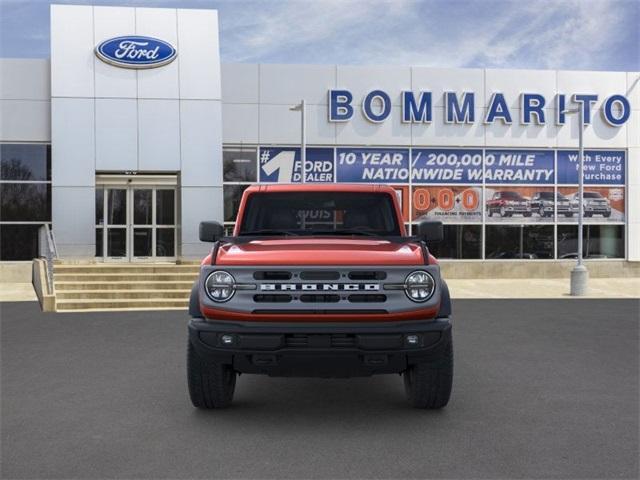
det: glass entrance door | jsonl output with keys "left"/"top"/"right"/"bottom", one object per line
{"left": 96, "top": 185, "right": 176, "bottom": 262}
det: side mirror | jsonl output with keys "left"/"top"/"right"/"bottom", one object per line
{"left": 416, "top": 220, "right": 443, "bottom": 243}
{"left": 199, "top": 221, "right": 225, "bottom": 243}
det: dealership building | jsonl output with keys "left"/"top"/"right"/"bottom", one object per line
{"left": 1, "top": 4, "right": 639, "bottom": 266}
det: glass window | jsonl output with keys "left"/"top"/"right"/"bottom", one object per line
{"left": 427, "top": 225, "right": 482, "bottom": 259}
{"left": 95, "top": 188, "right": 104, "bottom": 226}
{"left": 95, "top": 228, "right": 103, "bottom": 257}
{"left": 224, "top": 184, "right": 250, "bottom": 222}
{"left": 223, "top": 148, "right": 257, "bottom": 182}
{"left": 156, "top": 228, "right": 175, "bottom": 257}
{"left": 107, "top": 189, "right": 127, "bottom": 225}
{"left": 0, "top": 224, "right": 41, "bottom": 260}
{"left": 486, "top": 225, "right": 554, "bottom": 259}
{"left": 239, "top": 192, "right": 401, "bottom": 236}
{"left": 156, "top": 190, "right": 175, "bottom": 225}
{"left": 0, "top": 183, "right": 51, "bottom": 221}
{"left": 133, "top": 189, "right": 152, "bottom": 225}
{"left": 0, "top": 144, "right": 51, "bottom": 181}
{"left": 557, "top": 225, "right": 624, "bottom": 259}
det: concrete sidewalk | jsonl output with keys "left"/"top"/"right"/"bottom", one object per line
{"left": 0, "top": 283, "right": 37, "bottom": 302}
{"left": 448, "top": 277, "right": 640, "bottom": 299}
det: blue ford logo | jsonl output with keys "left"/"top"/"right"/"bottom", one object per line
{"left": 95, "top": 36, "right": 177, "bottom": 69}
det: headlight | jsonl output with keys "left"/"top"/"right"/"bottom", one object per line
{"left": 404, "top": 270, "right": 436, "bottom": 302}
{"left": 205, "top": 270, "right": 236, "bottom": 302}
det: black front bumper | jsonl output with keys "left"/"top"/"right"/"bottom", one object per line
{"left": 188, "top": 318, "right": 452, "bottom": 378}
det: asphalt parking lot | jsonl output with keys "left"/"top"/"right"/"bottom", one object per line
{"left": 1, "top": 300, "right": 638, "bottom": 479}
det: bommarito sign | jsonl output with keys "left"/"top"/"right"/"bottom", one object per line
{"left": 328, "top": 89, "right": 631, "bottom": 126}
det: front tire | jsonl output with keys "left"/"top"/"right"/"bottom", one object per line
{"left": 188, "top": 341, "right": 236, "bottom": 409}
{"left": 403, "top": 340, "right": 453, "bottom": 409}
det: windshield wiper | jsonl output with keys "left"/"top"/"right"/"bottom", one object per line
{"left": 239, "top": 229, "right": 299, "bottom": 236}
{"left": 311, "top": 229, "right": 381, "bottom": 237}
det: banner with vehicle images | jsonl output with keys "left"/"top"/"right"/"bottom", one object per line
{"left": 336, "top": 148, "right": 410, "bottom": 183}
{"left": 557, "top": 187, "right": 625, "bottom": 223}
{"left": 412, "top": 186, "right": 482, "bottom": 223}
{"left": 557, "top": 150, "right": 625, "bottom": 185}
{"left": 411, "top": 149, "right": 483, "bottom": 184}
{"left": 259, "top": 147, "right": 334, "bottom": 183}
{"left": 485, "top": 187, "right": 555, "bottom": 223}
{"left": 484, "top": 150, "right": 554, "bottom": 184}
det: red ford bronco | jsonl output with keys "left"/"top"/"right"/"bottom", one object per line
{"left": 188, "top": 184, "right": 453, "bottom": 409}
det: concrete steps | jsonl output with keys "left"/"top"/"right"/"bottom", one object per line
{"left": 52, "top": 263, "right": 199, "bottom": 312}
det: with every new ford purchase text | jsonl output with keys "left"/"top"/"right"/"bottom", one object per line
{"left": 187, "top": 184, "right": 453, "bottom": 409}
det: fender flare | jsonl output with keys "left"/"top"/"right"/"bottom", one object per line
{"left": 437, "top": 279, "right": 451, "bottom": 318}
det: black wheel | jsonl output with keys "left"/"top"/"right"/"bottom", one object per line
{"left": 603, "top": 211, "right": 611, "bottom": 218}
{"left": 565, "top": 213, "right": 573, "bottom": 217}
{"left": 523, "top": 212, "right": 532, "bottom": 217}
{"left": 187, "top": 341, "right": 236, "bottom": 409}
{"left": 403, "top": 340, "right": 453, "bottom": 409}
{"left": 487, "top": 207, "right": 493, "bottom": 217}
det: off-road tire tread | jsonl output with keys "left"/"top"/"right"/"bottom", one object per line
{"left": 404, "top": 340, "right": 453, "bottom": 409}
{"left": 188, "top": 341, "right": 236, "bottom": 409}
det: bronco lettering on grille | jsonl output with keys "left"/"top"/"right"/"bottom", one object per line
{"left": 260, "top": 283, "right": 379, "bottom": 291}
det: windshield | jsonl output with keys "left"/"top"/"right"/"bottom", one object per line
{"left": 583, "top": 192, "right": 603, "bottom": 198}
{"left": 537, "top": 192, "right": 554, "bottom": 200}
{"left": 500, "top": 192, "right": 525, "bottom": 200}
{"left": 238, "top": 192, "right": 401, "bottom": 237}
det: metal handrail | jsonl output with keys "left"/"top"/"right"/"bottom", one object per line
{"left": 38, "top": 224, "right": 58, "bottom": 293}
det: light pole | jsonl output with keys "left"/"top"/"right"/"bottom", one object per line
{"left": 289, "top": 100, "right": 306, "bottom": 183}
{"left": 564, "top": 104, "right": 588, "bottom": 295}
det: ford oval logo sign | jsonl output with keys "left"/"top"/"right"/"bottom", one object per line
{"left": 95, "top": 36, "right": 177, "bottom": 69}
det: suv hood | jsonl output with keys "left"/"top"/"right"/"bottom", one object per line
{"left": 215, "top": 238, "right": 425, "bottom": 266}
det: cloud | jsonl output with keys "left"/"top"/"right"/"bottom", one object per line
{"left": 0, "top": 0, "right": 637, "bottom": 70}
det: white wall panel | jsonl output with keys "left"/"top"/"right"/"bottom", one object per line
{"left": 557, "top": 70, "right": 627, "bottom": 111}
{"left": 259, "top": 104, "right": 301, "bottom": 144}
{"left": 336, "top": 66, "right": 410, "bottom": 107}
{"left": 485, "top": 108, "right": 558, "bottom": 147}
{"left": 222, "top": 103, "right": 259, "bottom": 144}
{"left": 51, "top": 98, "right": 94, "bottom": 186}
{"left": 136, "top": 7, "right": 179, "bottom": 99}
{"left": 556, "top": 111, "right": 627, "bottom": 148}
{"left": 93, "top": 6, "right": 136, "bottom": 98}
{"left": 260, "top": 64, "right": 335, "bottom": 105}
{"left": 0, "top": 100, "right": 51, "bottom": 142}
{"left": 411, "top": 67, "right": 485, "bottom": 108}
{"left": 138, "top": 99, "right": 180, "bottom": 170}
{"left": 181, "top": 100, "right": 223, "bottom": 187}
{"left": 221, "top": 64, "right": 259, "bottom": 103}
{"left": 306, "top": 105, "right": 336, "bottom": 145}
{"left": 627, "top": 72, "right": 640, "bottom": 110}
{"left": 336, "top": 106, "right": 411, "bottom": 146}
{"left": 628, "top": 110, "right": 640, "bottom": 148}
{"left": 0, "top": 59, "right": 50, "bottom": 100}
{"left": 95, "top": 98, "right": 137, "bottom": 171}
{"left": 52, "top": 186, "right": 95, "bottom": 247}
{"left": 627, "top": 148, "right": 640, "bottom": 261}
{"left": 628, "top": 148, "right": 640, "bottom": 187}
{"left": 181, "top": 186, "right": 223, "bottom": 257}
{"left": 412, "top": 107, "right": 485, "bottom": 147}
{"left": 51, "top": 4, "right": 94, "bottom": 98}
{"left": 485, "top": 69, "right": 556, "bottom": 110}
{"left": 177, "top": 9, "right": 220, "bottom": 100}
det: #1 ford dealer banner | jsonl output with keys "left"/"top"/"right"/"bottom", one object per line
{"left": 259, "top": 147, "right": 334, "bottom": 183}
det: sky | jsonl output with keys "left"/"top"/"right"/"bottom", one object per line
{"left": 0, "top": 0, "right": 638, "bottom": 71}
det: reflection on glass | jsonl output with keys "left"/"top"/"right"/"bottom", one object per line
{"left": 133, "top": 228, "right": 152, "bottom": 257}
{"left": 0, "top": 224, "right": 40, "bottom": 260}
{"left": 0, "top": 144, "right": 51, "bottom": 181}
{"left": 107, "top": 228, "right": 126, "bottom": 257}
{"left": 107, "top": 189, "right": 127, "bottom": 225}
{"left": 133, "top": 190, "right": 152, "bottom": 225}
{"left": 224, "top": 185, "right": 250, "bottom": 222}
{"left": 486, "top": 225, "right": 553, "bottom": 259}
{"left": 95, "top": 188, "right": 104, "bottom": 225}
{"left": 156, "top": 190, "right": 175, "bottom": 225}
{"left": 0, "top": 183, "right": 51, "bottom": 221}
{"left": 223, "top": 148, "right": 257, "bottom": 182}
{"left": 427, "top": 225, "right": 482, "bottom": 259}
{"left": 95, "top": 228, "right": 103, "bottom": 257}
{"left": 156, "top": 228, "right": 175, "bottom": 257}
{"left": 557, "top": 225, "right": 624, "bottom": 259}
